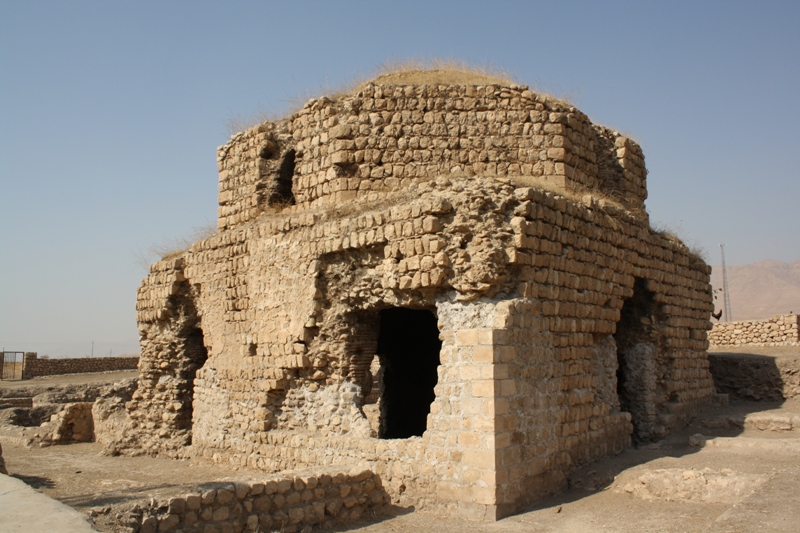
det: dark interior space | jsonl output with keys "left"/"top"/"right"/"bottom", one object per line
{"left": 376, "top": 307, "right": 442, "bottom": 439}
{"left": 613, "top": 277, "right": 656, "bottom": 437}
{"left": 270, "top": 149, "right": 296, "bottom": 206}
{"left": 180, "top": 326, "right": 208, "bottom": 435}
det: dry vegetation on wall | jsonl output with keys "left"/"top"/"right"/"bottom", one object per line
{"left": 135, "top": 225, "right": 217, "bottom": 269}
{"left": 650, "top": 221, "right": 708, "bottom": 266}
{"left": 509, "top": 175, "right": 632, "bottom": 216}
{"left": 356, "top": 59, "right": 518, "bottom": 90}
{"left": 225, "top": 59, "right": 573, "bottom": 135}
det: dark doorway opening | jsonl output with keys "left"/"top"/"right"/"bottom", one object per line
{"left": 269, "top": 149, "right": 296, "bottom": 206}
{"left": 376, "top": 307, "right": 442, "bottom": 439}
{"left": 180, "top": 326, "right": 208, "bottom": 439}
{"left": 613, "top": 277, "right": 657, "bottom": 441}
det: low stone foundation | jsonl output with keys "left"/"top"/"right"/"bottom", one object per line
{"left": 0, "top": 397, "right": 33, "bottom": 408}
{"left": 709, "top": 315, "right": 799, "bottom": 347}
{"left": 105, "top": 468, "right": 389, "bottom": 533}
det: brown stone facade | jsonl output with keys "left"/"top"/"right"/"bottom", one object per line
{"left": 102, "top": 79, "right": 715, "bottom": 519}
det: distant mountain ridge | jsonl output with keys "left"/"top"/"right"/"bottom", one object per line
{"left": 709, "top": 259, "right": 800, "bottom": 321}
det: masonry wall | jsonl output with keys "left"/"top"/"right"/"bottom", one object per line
{"left": 116, "top": 82, "right": 716, "bottom": 518}
{"left": 123, "top": 172, "right": 715, "bottom": 517}
{"left": 709, "top": 314, "right": 799, "bottom": 346}
{"left": 21, "top": 353, "right": 139, "bottom": 379}
{"left": 216, "top": 84, "right": 647, "bottom": 231}
{"left": 106, "top": 468, "right": 389, "bottom": 533}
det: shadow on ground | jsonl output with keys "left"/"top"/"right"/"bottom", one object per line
{"left": 329, "top": 505, "right": 416, "bottom": 532}
{"left": 12, "top": 473, "right": 55, "bottom": 489}
{"left": 59, "top": 482, "right": 206, "bottom": 509}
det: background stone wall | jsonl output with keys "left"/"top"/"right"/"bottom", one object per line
{"left": 708, "top": 314, "right": 799, "bottom": 346}
{"left": 21, "top": 353, "right": 139, "bottom": 379}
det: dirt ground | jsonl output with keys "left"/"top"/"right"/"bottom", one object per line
{"left": 707, "top": 344, "right": 799, "bottom": 357}
{"left": 0, "top": 370, "right": 138, "bottom": 395}
{"left": 2, "top": 353, "right": 799, "bottom": 532}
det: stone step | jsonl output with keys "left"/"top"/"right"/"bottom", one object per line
{"left": 0, "top": 397, "right": 33, "bottom": 408}
{"left": 702, "top": 435, "right": 800, "bottom": 451}
{"left": 699, "top": 412, "right": 800, "bottom": 432}
{"left": 742, "top": 411, "right": 800, "bottom": 432}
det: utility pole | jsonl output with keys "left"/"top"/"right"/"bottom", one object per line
{"left": 91, "top": 341, "right": 94, "bottom": 358}
{"left": 719, "top": 244, "right": 733, "bottom": 322}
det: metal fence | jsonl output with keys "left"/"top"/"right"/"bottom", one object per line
{"left": 1, "top": 352, "right": 24, "bottom": 380}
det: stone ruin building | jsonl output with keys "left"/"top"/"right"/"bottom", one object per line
{"left": 96, "top": 71, "right": 716, "bottom": 520}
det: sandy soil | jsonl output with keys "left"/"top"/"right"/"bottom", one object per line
{"left": 0, "top": 370, "right": 138, "bottom": 395}
{"left": 707, "top": 345, "right": 799, "bottom": 357}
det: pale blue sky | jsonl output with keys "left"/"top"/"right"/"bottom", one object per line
{"left": 1, "top": 1, "right": 798, "bottom": 357}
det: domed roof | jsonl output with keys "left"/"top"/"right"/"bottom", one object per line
{"left": 363, "top": 68, "right": 516, "bottom": 87}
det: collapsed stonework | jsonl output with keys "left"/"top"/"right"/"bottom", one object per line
{"left": 33, "top": 402, "right": 94, "bottom": 445}
{"left": 98, "top": 73, "right": 716, "bottom": 519}
{"left": 0, "top": 379, "right": 125, "bottom": 447}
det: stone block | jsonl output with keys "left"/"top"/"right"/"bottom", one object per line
{"left": 472, "top": 345, "right": 495, "bottom": 363}
{"left": 456, "top": 329, "right": 479, "bottom": 346}
{"left": 472, "top": 380, "right": 495, "bottom": 397}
